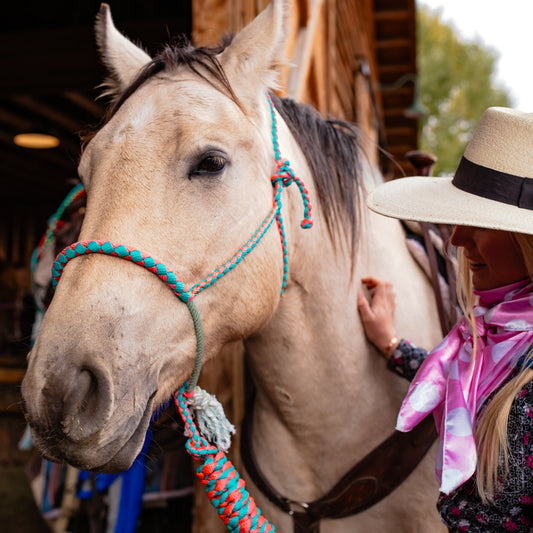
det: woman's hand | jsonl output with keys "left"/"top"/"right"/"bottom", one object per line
{"left": 357, "top": 276, "right": 399, "bottom": 358}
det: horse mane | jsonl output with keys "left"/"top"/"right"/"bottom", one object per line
{"left": 84, "top": 38, "right": 369, "bottom": 256}
{"left": 270, "top": 94, "right": 366, "bottom": 256}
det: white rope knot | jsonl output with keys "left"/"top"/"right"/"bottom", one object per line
{"left": 186, "top": 386, "right": 236, "bottom": 452}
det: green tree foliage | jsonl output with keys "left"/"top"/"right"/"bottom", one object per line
{"left": 417, "top": 6, "right": 511, "bottom": 175}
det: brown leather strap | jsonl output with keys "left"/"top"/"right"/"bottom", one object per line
{"left": 422, "top": 222, "right": 449, "bottom": 336}
{"left": 406, "top": 150, "right": 457, "bottom": 336}
{"left": 293, "top": 512, "right": 320, "bottom": 533}
{"left": 241, "top": 395, "right": 437, "bottom": 532}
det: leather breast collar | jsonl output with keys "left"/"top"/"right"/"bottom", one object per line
{"left": 240, "top": 391, "right": 437, "bottom": 533}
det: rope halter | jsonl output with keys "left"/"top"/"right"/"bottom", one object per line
{"left": 49, "top": 94, "right": 314, "bottom": 532}
{"left": 52, "top": 93, "right": 313, "bottom": 379}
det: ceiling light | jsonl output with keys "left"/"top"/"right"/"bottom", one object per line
{"left": 13, "top": 133, "right": 60, "bottom": 149}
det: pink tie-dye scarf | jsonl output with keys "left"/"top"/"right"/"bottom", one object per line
{"left": 396, "top": 279, "right": 533, "bottom": 494}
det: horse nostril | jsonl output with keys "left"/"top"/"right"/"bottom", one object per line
{"left": 60, "top": 365, "right": 114, "bottom": 442}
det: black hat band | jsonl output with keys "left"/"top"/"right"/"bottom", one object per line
{"left": 452, "top": 156, "right": 533, "bottom": 210}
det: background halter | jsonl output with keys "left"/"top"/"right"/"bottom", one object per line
{"left": 49, "top": 94, "right": 314, "bottom": 532}
{"left": 31, "top": 182, "right": 86, "bottom": 272}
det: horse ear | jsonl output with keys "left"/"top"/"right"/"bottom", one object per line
{"left": 95, "top": 3, "right": 152, "bottom": 99}
{"left": 218, "top": 0, "right": 290, "bottom": 97}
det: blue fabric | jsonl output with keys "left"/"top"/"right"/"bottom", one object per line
{"left": 113, "top": 432, "right": 151, "bottom": 533}
{"left": 77, "top": 470, "right": 119, "bottom": 498}
{"left": 77, "top": 429, "right": 151, "bottom": 533}
{"left": 42, "top": 460, "right": 53, "bottom": 513}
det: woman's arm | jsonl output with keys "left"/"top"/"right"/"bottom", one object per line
{"left": 386, "top": 340, "right": 428, "bottom": 382}
{"left": 357, "top": 276, "right": 428, "bottom": 381}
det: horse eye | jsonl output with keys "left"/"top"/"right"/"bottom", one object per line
{"left": 191, "top": 154, "right": 227, "bottom": 177}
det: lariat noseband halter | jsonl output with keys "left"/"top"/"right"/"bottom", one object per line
{"left": 51, "top": 94, "right": 313, "bottom": 532}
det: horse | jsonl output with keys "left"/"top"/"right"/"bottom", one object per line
{"left": 22, "top": 1, "right": 445, "bottom": 531}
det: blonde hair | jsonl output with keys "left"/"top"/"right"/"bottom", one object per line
{"left": 456, "top": 232, "right": 533, "bottom": 501}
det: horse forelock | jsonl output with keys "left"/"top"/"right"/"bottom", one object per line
{"left": 270, "top": 94, "right": 365, "bottom": 258}
{"left": 82, "top": 35, "right": 241, "bottom": 148}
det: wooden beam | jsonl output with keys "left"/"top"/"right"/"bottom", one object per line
{"left": 63, "top": 91, "right": 105, "bottom": 120}
{"left": 374, "top": 10, "right": 410, "bottom": 21}
{"left": 287, "top": 0, "right": 325, "bottom": 102}
{"left": 376, "top": 38, "right": 411, "bottom": 50}
{"left": 377, "top": 64, "right": 413, "bottom": 76}
{"left": 0, "top": 368, "right": 26, "bottom": 385}
{"left": 10, "top": 95, "right": 82, "bottom": 133}
{"left": 386, "top": 126, "right": 417, "bottom": 137}
{"left": 0, "top": 401, "right": 22, "bottom": 414}
{"left": 0, "top": 109, "right": 33, "bottom": 131}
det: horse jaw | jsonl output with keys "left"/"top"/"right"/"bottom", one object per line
{"left": 21, "top": 258, "right": 194, "bottom": 472}
{"left": 95, "top": 3, "right": 152, "bottom": 98}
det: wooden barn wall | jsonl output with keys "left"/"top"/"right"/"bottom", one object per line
{"left": 192, "top": 0, "right": 381, "bottom": 161}
{"left": 373, "top": 0, "right": 418, "bottom": 177}
{"left": 327, "top": 0, "right": 380, "bottom": 160}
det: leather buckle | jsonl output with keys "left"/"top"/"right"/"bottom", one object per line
{"left": 282, "top": 498, "right": 311, "bottom": 515}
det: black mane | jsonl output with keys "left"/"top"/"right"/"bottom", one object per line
{"left": 270, "top": 94, "right": 365, "bottom": 255}
{"left": 88, "top": 38, "right": 368, "bottom": 256}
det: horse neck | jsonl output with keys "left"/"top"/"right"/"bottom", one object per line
{"left": 241, "top": 107, "right": 441, "bottom": 498}
{"left": 246, "top": 104, "right": 376, "bottom": 396}
{"left": 246, "top": 119, "right": 386, "bottom": 436}
{"left": 246, "top": 200, "right": 371, "bottom": 416}
{"left": 244, "top": 205, "right": 397, "bottom": 503}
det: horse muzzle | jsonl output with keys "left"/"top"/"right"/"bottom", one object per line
{"left": 21, "top": 348, "right": 158, "bottom": 472}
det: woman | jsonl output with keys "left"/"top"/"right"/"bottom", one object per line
{"left": 358, "top": 107, "right": 533, "bottom": 531}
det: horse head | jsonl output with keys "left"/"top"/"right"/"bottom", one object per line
{"left": 22, "top": 0, "right": 301, "bottom": 472}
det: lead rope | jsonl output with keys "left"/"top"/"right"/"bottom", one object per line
{"left": 50, "top": 94, "right": 313, "bottom": 532}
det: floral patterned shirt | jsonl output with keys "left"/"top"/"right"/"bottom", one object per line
{"left": 388, "top": 340, "right": 533, "bottom": 532}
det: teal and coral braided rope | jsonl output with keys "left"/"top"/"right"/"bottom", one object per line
{"left": 52, "top": 241, "right": 195, "bottom": 303}
{"left": 266, "top": 93, "right": 313, "bottom": 292}
{"left": 31, "top": 182, "right": 86, "bottom": 273}
{"left": 176, "top": 382, "right": 275, "bottom": 532}
{"left": 50, "top": 94, "right": 314, "bottom": 532}
{"left": 51, "top": 240, "right": 204, "bottom": 392}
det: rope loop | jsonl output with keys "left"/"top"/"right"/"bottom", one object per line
{"left": 51, "top": 240, "right": 194, "bottom": 303}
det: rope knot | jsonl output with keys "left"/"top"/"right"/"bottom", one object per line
{"left": 271, "top": 162, "right": 313, "bottom": 231}
{"left": 272, "top": 160, "right": 294, "bottom": 188}
{"left": 185, "top": 386, "right": 236, "bottom": 453}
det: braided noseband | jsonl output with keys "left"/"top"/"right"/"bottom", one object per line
{"left": 50, "top": 94, "right": 313, "bottom": 532}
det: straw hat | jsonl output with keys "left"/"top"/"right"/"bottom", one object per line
{"left": 367, "top": 107, "right": 533, "bottom": 235}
